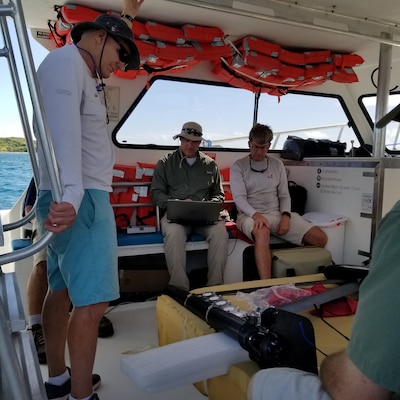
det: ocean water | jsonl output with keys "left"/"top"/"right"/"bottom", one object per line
{"left": 0, "top": 152, "right": 33, "bottom": 211}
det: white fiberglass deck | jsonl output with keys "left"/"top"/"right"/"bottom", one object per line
{"left": 39, "top": 301, "right": 207, "bottom": 400}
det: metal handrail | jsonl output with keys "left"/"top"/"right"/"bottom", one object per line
{"left": 0, "top": 0, "right": 62, "bottom": 265}
{"left": 0, "top": 231, "right": 54, "bottom": 266}
{"left": 0, "top": 2, "right": 63, "bottom": 398}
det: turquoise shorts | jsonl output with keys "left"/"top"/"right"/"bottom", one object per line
{"left": 36, "top": 189, "right": 119, "bottom": 306}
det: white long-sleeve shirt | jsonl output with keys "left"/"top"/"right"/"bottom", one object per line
{"left": 230, "top": 154, "right": 291, "bottom": 218}
{"left": 36, "top": 44, "right": 114, "bottom": 213}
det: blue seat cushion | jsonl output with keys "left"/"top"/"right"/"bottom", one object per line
{"left": 12, "top": 238, "right": 32, "bottom": 251}
{"left": 117, "top": 231, "right": 164, "bottom": 246}
{"left": 117, "top": 231, "right": 210, "bottom": 246}
{"left": 187, "top": 233, "right": 206, "bottom": 242}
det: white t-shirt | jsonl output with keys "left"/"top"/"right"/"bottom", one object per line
{"left": 36, "top": 44, "right": 114, "bottom": 213}
{"left": 230, "top": 154, "right": 291, "bottom": 217}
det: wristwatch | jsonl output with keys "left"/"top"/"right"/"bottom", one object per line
{"left": 281, "top": 211, "right": 291, "bottom": 218}
{"left": 121, "top": 14, "right": 135, "bottom": 23}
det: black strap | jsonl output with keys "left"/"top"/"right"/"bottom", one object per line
{"left": 136, "top": 209, "right": 156, "bottom": 226}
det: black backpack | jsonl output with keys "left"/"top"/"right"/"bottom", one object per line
{"left": 288, "top": 180, "right": 307, "bottom": 215}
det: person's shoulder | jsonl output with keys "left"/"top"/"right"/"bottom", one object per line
{"left": 159, "top": 149, "right": 177, "bottom": 163}
{"left": 199, "top": 150, "right": 213, "bottom": 160}
{"left": 375, "top": 200, "right": 400, "bottom": 238}
{"left": 232, "top": 155, "right": 248, "bottom": 167}
{"left": 268, "top": 154, "right": 285, "bottom": 167}
{"left": 43, "top": 43, "right": 75, "bottom": 60}
{"left": 38, "top": 44, "right": 77, "bottom": 72}
{"left": 198, "top": 151, "right": 217, "bottom": 166}
{"left": 389, "top": 199, "right": 400, "bottom": 214}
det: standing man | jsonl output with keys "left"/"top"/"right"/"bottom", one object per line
{"left": 150, "top": 122, "right": 229, "bottom": 291}
{"left": 35, "top": 2, "right": 143, "bottom": 400}
{"left": 230, "top": 123, "right": 327, "bottom": 279}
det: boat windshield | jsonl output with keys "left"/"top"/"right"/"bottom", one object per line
{"left": 115, "top": 78, "right": 360, "bottom": 150}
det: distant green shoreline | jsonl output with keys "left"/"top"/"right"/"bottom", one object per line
{"left": 0, "top": 137, "right": 34, "bottom": 152}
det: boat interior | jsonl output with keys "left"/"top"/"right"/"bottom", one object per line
{"left": 1, "top": 0, "right": 400, "bottom": 399}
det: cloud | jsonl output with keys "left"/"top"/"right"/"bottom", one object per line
{"left": 0, "top": 123, "right": 24, "bottom": 138}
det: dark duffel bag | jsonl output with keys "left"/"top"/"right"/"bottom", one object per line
{"left": 281, "top": 135, "right": 346, "bottom": 160}
{"left": 288, "top": 180, "right": 307, "bottom": 215}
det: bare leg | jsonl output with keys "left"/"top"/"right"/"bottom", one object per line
{"left": 27, "top": 260, "right": 48, "bottom": 316}
{"left": 252, "top": 225, "right": 272, "bottom": 279}
{"left": 303, "top": 226, "right": 328, "bottom": 247}
{"left": 42, "top": 288, "right": 70, "bottom": 377}
{"left": 69, "top": 302, "right": 108, "bottom": 398}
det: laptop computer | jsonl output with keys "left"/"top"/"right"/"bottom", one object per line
{"left": 166, "top": 199, "right": 222, "bottom": 225}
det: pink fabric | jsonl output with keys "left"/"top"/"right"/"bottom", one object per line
{"left": 308, "top": 282, "right": 358, "bottom": 317}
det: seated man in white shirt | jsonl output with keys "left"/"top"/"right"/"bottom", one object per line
{"left": 230, "top": 123, "right": 327, "bottom": 279}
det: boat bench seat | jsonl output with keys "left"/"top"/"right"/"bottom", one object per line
{"left": 12, "top": 229, "right": 231, "bottom": 250}
{"left": 116, "top": 222, "right": 242, "bottom": 247}
{"left": 11, "top": 238, "right": 32, "bottom": 251}
{"left": 116, "top": 231, "right": 212, "bottom": 246}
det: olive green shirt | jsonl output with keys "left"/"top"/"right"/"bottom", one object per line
{"left": 347, "top": 200, "right": 400, "bottom": 396}
{"left": 150, "top": 148, "right": 224, "bottom": 210}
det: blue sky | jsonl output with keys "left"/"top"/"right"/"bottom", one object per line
{"left": 0, "top": 20, "right": 49, "bottom": 138}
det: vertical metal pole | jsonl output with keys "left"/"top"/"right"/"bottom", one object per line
{"left": 373, "top": 32, "right": 393, "bottom": 158}
{"left": 11, "top": 0, "right": 62, "bottom": 204}
{"left": 371, "top": 33, "right": 393, "bottom": 245}
{"left": 0, "top": 296, "right": 31, "bottom": 399}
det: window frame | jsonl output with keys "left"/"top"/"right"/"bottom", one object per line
{"left": 112, "top": 75, "right": 363, "bottom": 153}
{"left": 359, "top": 91, "right": 400, "bottom": 155}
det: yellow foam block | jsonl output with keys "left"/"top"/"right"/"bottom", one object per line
{"left": 156, "top": 274, "right": 355, "bottom": 400}
{"left": 207, "top": 361, "right": 260, "bottom": 400}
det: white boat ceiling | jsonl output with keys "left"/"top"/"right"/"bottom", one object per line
{"left": 21, "top": 0, "right": 400, "bottom": 56}
{"left": 18, "top": 0, "right": 400, "bottom": 102}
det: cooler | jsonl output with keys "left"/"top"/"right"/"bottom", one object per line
{"left": 303, "top": 212, "right": 347, "bottom": 264}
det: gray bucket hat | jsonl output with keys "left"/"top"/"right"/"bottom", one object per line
{"left": 71, "top": 14, "right": 140, "bottom": 70}
{"left": 173, "top": 122, "right": 203, "bottom": 141}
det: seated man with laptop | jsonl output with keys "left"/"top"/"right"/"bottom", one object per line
{"left": 150, "top": 122, "right": 229, "bottom": 291}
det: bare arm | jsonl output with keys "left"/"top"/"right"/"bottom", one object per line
{"left": 320, "top": 350, "right": 390, "bottom": 400}
{"left": 121, "top": 0, "right": 144, "bottom": 27}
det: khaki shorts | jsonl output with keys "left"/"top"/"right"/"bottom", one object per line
{"left": 236, "top": 210, "right": 313, "bottom": 245}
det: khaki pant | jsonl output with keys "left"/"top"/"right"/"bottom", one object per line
{"left": 160, "top": 215, "right": 229, "bottom": 290}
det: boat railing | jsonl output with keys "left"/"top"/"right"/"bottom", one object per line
{"left": 0, "top": 0, "right": 61, "bottom": 263}
{"left": 0, "top": 0, "right": 62, "bottom": 398}
{"left": 211, "top": 123, "right": 350, "bottom": 150}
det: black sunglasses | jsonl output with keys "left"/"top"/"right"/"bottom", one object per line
{"left": 182, "top": 128, "right": 202, "bottom": 136}
{"left": 114, "top": 38, "right": 131, "bottom": 65}
{"left": 249, "top": 157, "right": 269, "bottom": 173}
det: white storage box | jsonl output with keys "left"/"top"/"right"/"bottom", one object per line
{"left": 303, "top": 212, "right": 347, "bottom": 264}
